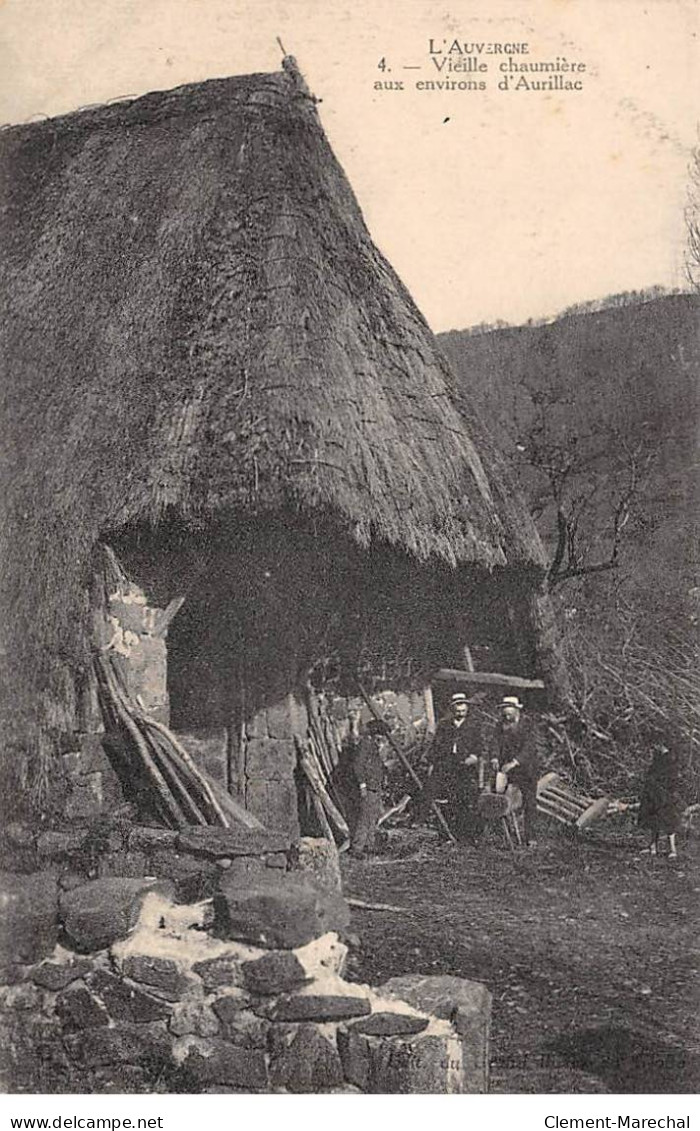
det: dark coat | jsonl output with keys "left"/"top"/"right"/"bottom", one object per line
{"left": 493, "top": 717, "right": 539, "bottom": 795}
{"left": 353, "top": 735, "right": 385, "bottom": 792}
{"left": 429, "top": 715, "right": 484, "bottom": 796}
{"left": 638, "top": 751, "right": 682, "bottom": 834}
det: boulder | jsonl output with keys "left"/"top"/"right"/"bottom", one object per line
{"left": 241, "top": 951, "right": 310, "bottom": 996}
{"left": 289, "top": 837, "right": 342, "bottom": 894}
{"left": 0, "top": 871, "right": 59, "bottom": 965}
{"left": 59, "top": 878, "right": 174, "bottom": 953}
{"left": 381, "top": 973, "right": 492, "bottom": 1093}
{"left": 214, "top": 872, "right": 349, "bottom": 949}
{"left": 269, "top": 1024, "right": 344, "bottom": 1093}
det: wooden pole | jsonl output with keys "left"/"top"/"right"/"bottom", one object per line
{"left": 356, "top": 682, "right": 456, "bottom": 844}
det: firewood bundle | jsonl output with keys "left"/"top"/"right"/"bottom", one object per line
{"left": 94, "top": 653, "right": 264, "bottom": 831}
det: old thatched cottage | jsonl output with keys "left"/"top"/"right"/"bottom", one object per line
{"left": 0, "top": 60, "right": 567, "bottom": 839}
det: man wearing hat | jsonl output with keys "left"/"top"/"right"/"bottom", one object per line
{"left": 428, "top": 692, "right": 485, "bottom": 844}
{"left": 351, "top": 718, "right": 392, "bottom": 857}
{"left": 493, "top": 696, "right": 540, "bottom": 846}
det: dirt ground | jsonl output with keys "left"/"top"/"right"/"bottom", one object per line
{"left": 341, "top": 816, "right": 700, "bottom": 1094}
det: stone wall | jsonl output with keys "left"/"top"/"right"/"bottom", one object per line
{"left": 1, "top": 831, "right": 491, "bottom": 1095}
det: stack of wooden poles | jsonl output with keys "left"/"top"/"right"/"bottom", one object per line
{"left": 295, "top": 689, "right": 350, "bottom": 850}
{"left": 94, "top": 653, "right": 263, "bottom": 831}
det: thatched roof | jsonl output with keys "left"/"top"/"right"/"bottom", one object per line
{"left": 1, "top": 60, "right": 544, "bottom": 566}
{"left": 0, "top": 61, "right": 548, "bottom": 745}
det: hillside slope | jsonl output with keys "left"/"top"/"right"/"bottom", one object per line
{"left": 439, "top": 293, "right": 700, "bottom": 603}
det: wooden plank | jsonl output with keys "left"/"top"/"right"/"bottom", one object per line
{"left": 423, "top": 684, "right": 436, "bottom": 736}
{"left": 433, "top": 669, "right": 545, "bottom": 691}
{"left": 536, "top": 800, "right": 574, "bottom": 825}
{"left": 537, "top": 772, "right": 561, "bottom": 794}
{"left": 576, "top": 797, "right": 610, "bottom": 829}
{"left": 538, "top": 795, "right": 580, "bottom": 819}
{"left": 539, "top": 795, "right": 582, "bottom": 820}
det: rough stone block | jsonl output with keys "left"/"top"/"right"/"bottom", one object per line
{"left": 65, "top": 774, "right": 104, "bottom": 819}
{"left": 264, "top": 853, "right": 288, "bottom": 870}
{"left": 90, "top": 1065, "right": 148, "bottom": 1094}
{"left": 2, "top": 983, "right": 42, "bottom": 1010}
{"left": 30, "top": 959, "right": 92, "bottom": 992}
{"left": 108, "top": 598, "right": 151, "bottom": 636}
{"left": 169, "top": 1000, "right": 220, "bottom": 1037}
{"left": 176, "top": 827, "right": 291, "bottom": 858}
{"left": 0, "top": 871, "right": 59, "bottom": 965}
{"left": 245, "top": 778, "right": 300, "bottom": 838}
{"left": 65, "top": 1022, "right": 171, "bottom": 1068}
{"left": 121, "top": 956, "right": 190, "bottom": 1001}
{"left": 267, "top": 994, "right": 371, "bottom": 1023}
{"left": 244, "top": 738, "right": 296, "bottom": 781}
{"left": 217, "top": 857, "right": 268, "bottom": 885}
{"left": 381, "top": 974, "right": 491, "bottom": 1093}
{"left": 56, "top": 984, "right": 110, "bottom": 1030}
{"left": 269, "top": 1024, "right": 344, "bottom": 1093}
{"left": 179, "top": 1039, "right": 268, "bottom": 1090}
{"left": 289, "top": 837, "right": 342, "bottom": 894}
{"left": 266, "top": 696, "right": 307, "bottom": 740}
{"left": 347, "top": 1012, "right": 429, "bottom": 1037}
{"left": 36, "top": 830, "right": 90, "bottom": 859}
{"left": 0, "top": 964, "right": 28, "bottom": 986}
{"left": 338, "top": 1029, "right": 463, "bottom": 1094}
{"left": 128, "top": 826, "right": 178, "bottom": 853}
{"left": 147, "top": 852, "right": 218, "bottom": 901}
{"left": 98, "top": 852, "right": 148, "bottom": 879}
{"left": 241, "top": 951, "right": 309, "bottom": 996}
{"left": 214, "top": 872, "right": 349, "bottom": 949}
{"left": 88, "top": 969, "right": 171, "bottom": 1023}
{"left": 244, "top": 709, "right": 269, "bottom": 739}
{"left": 59, "top": 878, "right": 174, "bottom": 953}
{"left": 62, "top": 736, "right": 109, "bottom": 776}
{"left": 191, "top": 956, "right": 247, "bottom": 992}
{"left": 211, "top": 1005, "right": 269, "bottom": 1048}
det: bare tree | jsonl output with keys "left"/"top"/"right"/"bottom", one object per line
{"left": 509, "top": 368, "right": 657, "bottom": 591}
{"left": 686, "top": 140, "right": 700, "bottom": 290}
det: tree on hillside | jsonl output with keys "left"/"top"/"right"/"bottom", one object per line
{"left": 508, "top": 358, "right": 658, "bottom": 591}
{"left": 687, "top": 141, "right": 700, "bottom": 290}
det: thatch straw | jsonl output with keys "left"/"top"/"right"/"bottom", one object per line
{"left": 0, "top": 61, "right": 547, "bottom": 764}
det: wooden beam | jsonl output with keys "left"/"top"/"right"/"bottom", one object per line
{"left": 432, "top": 669, "right": 545, "bottom": 691}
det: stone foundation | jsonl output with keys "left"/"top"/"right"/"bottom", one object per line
{"left": 1, "top": 831, "right": 491, "bottom": 1094}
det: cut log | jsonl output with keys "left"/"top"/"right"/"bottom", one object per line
{"left": 577, "top": 797, "right": 610, "bottom": 829}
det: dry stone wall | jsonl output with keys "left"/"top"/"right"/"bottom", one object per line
{"left": 1, "top": 829, "right": 491, "bottom": 1094}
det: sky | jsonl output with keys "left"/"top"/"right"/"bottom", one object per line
{"left": 0, "top": 0, "right": 697, "bottom": 331}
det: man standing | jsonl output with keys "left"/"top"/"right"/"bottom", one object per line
{"left": 351, "top": 719, "right": 391, "bottom": 857}
{"left": 428, "top": 692, "right": 484, "bottom": 844}
{"left": 494, "top": 696, "right": 540, "bottom": 847}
